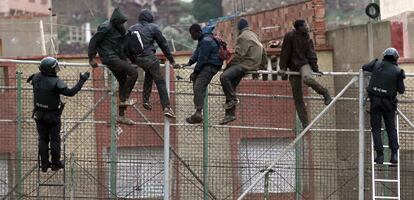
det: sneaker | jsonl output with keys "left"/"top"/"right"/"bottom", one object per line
{"left": 323, "top": 92, "right": 332, "bottom": 105}
{"left": 51, "top": 161, "right": 64, "bottom": 171}
{"left": 142, "top": 102, "right": 152, "bottom": 110}
{"left": 40, "top": 162, "right": 51, "bottom": 173}
{"left": 186, "top": 113, "right": 203, "bottom": 124}
{"left": 219, "top": 115, "right": 236, "bottom": 125}
{"left": 116, "top": 116, "right": 136, "bottom": 125}
{"left": 390, "top": 152, "right": 398, "bottom": 164}
{"left": 163, "top": 107, "right": 176, "bottom": 118}
{"left": 223, "top": 98, "right": 240, "bottom": 109}
{"left": 119, "top": 98, "right": 137, "bottom": 107}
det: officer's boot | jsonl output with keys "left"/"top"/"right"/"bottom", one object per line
{"left": 374, "top": 151, "right": 384, "bottom": 164}
{"left": 390, "top": 151, "right": 398, "bottom": 164}
{"left": 51, "top": 160, "right": 65, "bottom": 171}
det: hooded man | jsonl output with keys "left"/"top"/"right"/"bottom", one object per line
{"left": 128, "top": 9, "right": 178, "bottom": 118}
{"left": 363, "top": 47, "right": 405, "bottom": 164}
{"left": 28, "top": 57, "right": 90, "bottom": 172}
{"left": 88, "top": 8, "right": 138, "bottom": 125}
{"left": 279, "top": 19, "right": 332, "bottom": 129}
{"left": 184, "top": 23, "right": 223, "bottom": 124}
{"left": 219, "top": 19, "right": 267, "bottom": 125}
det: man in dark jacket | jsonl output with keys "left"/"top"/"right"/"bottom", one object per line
{"left": 279, "top": 19, "right": 332, "bottom": 128}
{"left": 219, "top": 19, "right": 267, "bottom": 125}
{"left": 184, "top": 24, "right": 223, "bottom": 124}
{"left": 28, "top": 57, "right": 89, "bottom": 172}
{"left": 128, "top": 9, "right": 177, "bottom": 118}
{"left": 363, "top": 48, "right": 405, "bottom": 164}
{"left": 88, "top": 8, "right": 138, "bottom": 125}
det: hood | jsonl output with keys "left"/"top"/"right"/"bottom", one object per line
{"left": 202, "top": 25, "right": 215, "bottom": 34}
{"left": 138, "top": 9, "right": 154, "bottom": 23}
{"left": 110, "top": 8, "right": 128, "bottom": 25}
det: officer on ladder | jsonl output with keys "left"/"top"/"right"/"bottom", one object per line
{"left": 363, "top": 48, "right": 406, "bottom": 164}
{"left": 28, "top": 57, "right": 90, "bottom": 172}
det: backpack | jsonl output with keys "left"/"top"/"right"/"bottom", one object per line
{"left": 124, "top": 30, "right": 144, "bottom": 62}
{"left": 213, "top": 35, "right": 231, "bottom": 61}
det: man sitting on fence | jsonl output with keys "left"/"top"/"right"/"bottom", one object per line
{"left": 278, "top": 19, "right": 332, "bottom": 129}
{"left": 219, "top": 19, "right": 267, "bottom": 125}
{"left": 183, "top": 24, "right": 223, "bottom": 124}
{"left": 28, "top": 57, "right": 90, "bottom": 172}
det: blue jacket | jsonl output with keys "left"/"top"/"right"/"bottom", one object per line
{"left": 188, "top": 26, "right": 223, "bottom": 73}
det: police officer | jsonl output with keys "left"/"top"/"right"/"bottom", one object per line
{"left": 28, "top": 57, "right": 90, "bottom": 172}
{"left": 363, "top": 48, "right": 406, "bottom": 164}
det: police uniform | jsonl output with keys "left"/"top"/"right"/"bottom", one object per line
{"left": 28, "top": 57, "right": 89, "bottom": 172}
{"left": 362, "top": 48, "right": 406, "bottom": 164}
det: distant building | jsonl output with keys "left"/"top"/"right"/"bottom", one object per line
{"left": 221, "top": 0, "right": 303, "bottom": 15}
{"left": 0, "top": 0, "right": 49, "bottom": 16}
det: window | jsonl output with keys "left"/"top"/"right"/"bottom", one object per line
{"left": 29, "top": 0, "right": 35, "bottom": 3}
{"left": 41, "top": 0, "right": 47, "bottom": 4}
{"left": 109, "top": 147, "right": 164, "bottom": 199}
{"left": 238, "top": 138, "right": 295, "bottom": 193}
{"left": 0, "top": 156, "right": 8, "bottom": 197}
{"left": 0, "top": 67, "right": 6, "bottom": 93}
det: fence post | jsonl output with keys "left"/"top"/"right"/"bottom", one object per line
{"left": 164, "top": 62, "right": 171, "bottom": 200}
{"left": 358, "top": 69, "right": 365, "bottom": 200}
{"left": 203, "top": 87, "right": 209, "bottom": 200}
{"left": 295, "top": 113, "right": 302, "bottom": 200}
{"left": 16, "top": 71, "right": 23, "bottom": 198}
{"left": 109, "top": 73, "right": 117, "bottom": 198}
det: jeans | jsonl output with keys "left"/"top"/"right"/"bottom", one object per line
{"left": 289, "top": 64, "right": 328, "bottom": 127}
{"left": 220, "top": 65, "right": 247, "bottom": 116}
{"left": 193, "top": 65, "right": 220, "bottom": 110}
{"left": 135, "top": 54, "right": 170, "bottom": 108}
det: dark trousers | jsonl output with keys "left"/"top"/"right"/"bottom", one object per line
{"left": 289, "top": 64, "right": 328, "bottom": 127}
{"left": 104, "top": 59, "right": 138, "bottom": 116}
{"left": 193, "top": 65, "right": 220, "bottom": 110}
{"left": 370, "top": 96, "right": 399, "bottom": 152}
{"left": 34, "top": 111, "right": 61, "bottom": 166}
{"left": 220, "top": 65, "right": 246, "bottom": 116}
{"left": 135, "top": 54, "right": 170, "bottom": 109}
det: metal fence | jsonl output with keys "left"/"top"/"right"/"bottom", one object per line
{"left": 0, "top": 59, "right": 413, "bottom": 200}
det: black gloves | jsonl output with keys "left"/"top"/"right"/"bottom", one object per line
{"left": 80, "top": 72, "right": 90, "bottom": 81}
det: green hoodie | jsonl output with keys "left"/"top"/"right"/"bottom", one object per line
{"left": 88, "top": 8, "right": 128, "bottom": 63}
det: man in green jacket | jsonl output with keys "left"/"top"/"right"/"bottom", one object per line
{"left": 88, "top": 8, "right": 138, "bottom": 125}
{"left": 219, "top": 19, "right": 267, "bottom": 125}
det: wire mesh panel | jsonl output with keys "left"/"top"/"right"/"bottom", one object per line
{"left": 0, "top": 59, "right": 413, "bottom": 200}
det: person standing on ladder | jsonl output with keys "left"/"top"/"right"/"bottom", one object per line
{"left": 278, "top": 19, "right": 332, "bottom": 128}
{"left": 88, "top": 8, "right": 138, "bottom": 125}
{"left": 28, "top": 57, "right": 90, "bottom": 172}
{"left": 363, "top": 48, "right": 406, "bottom": 164}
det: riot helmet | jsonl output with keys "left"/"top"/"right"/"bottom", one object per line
{"left": 39, "top": 57, "right": 60, "bottom": 76}
{"left": 383, "top": 48, "right": 400, "bottom": 61}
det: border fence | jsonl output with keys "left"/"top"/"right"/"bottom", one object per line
{"left": 0, "top": 58, "right": 413, "bottom": 200}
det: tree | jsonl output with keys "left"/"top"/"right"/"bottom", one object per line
{"left": 192, "top": 0, "right": 223, "bottom": 22}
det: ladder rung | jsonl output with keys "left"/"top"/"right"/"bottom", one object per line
{"left": 374, "top": 179, "right": 399, "bottom": 183}
{"left": 374, "top": 196, "right": 399, "bottom": 199}
{"left": 39, "top": 183, "right": 64, "bottom": 187}
{"left": 375, "top": 162, "right": 398, "bottom": 166}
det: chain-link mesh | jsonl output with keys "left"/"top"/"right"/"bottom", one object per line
{"left": 0, "top": 59, "right": 413, "bottom": 200}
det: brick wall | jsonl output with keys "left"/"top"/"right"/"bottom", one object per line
{"left": 215, "top": 0, "right": 326, "bottom": 48}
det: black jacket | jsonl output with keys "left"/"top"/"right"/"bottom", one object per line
{"left": 363, "top": 58, "right": 405, "bottom": 98}
{"left": 279, "top": 30, "right": 318, "bottom": 72}
{"left": 88, "top": 8, "right": 128, "bottom": 63}
{"left": 128, "top": 10, "right": 175, "bottom": 64}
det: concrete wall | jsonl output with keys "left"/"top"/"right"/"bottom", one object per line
{"left": 387, "top": 11, "right": 414, "bottom": 59}
{"left": 7, "top": 0, "right": 49, "bottom": 15}
{"left": 380, "top": 0, "right": 414, "bottom": 20}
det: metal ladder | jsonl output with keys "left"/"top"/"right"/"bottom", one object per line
{"left": 36, "top": 119, "right": 67, "bottom": 199}
{"left": 371, "top": 115, "right": 401, "bottom": 200}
